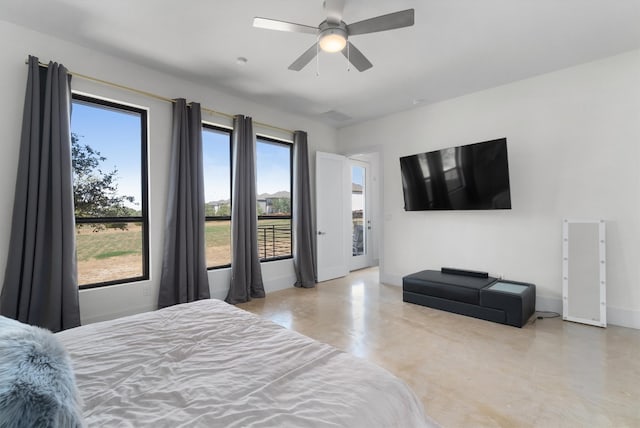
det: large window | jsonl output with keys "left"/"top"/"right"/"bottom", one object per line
{"left": 71, "top": 94, "right": 149, "bottom": 288}
{"left": 202, "top": 128, "right": 292, "bottom": 268}
{"left": 202, "top": 124, "right": 232, "bottom": 268}
{"left": 256, "top": 136, "right": 292, "bottom": 261}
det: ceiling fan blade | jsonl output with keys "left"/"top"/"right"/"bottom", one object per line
{"left": 289, "top": 43, "right": 319, "bottom": 71}
{"left": 324, "top": 0, "right": 346, "bottom": 24}
{"left": 253, "top": 17, "right": 318, "bottom": 35}
{"left": 341, "top": 42, "right": 373, "bottom": 72}
{"left": 347, "top": 9, "right": 414, "bottom": 36}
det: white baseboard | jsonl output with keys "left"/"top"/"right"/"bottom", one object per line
{"left": 380, "top": 272, "right": 403, "bottom": 287}
{"left": 535, "top": 295, "right": 563, "bottom": 314}
{"left": 264, "top": 273, "right": 296, "bottom": 293}
{"left": 607, "top": 306, "right": 640, "bottom": 329}
{"left": 210, "top": 274, "right": 296, "bottom": 301}
{"left": 535, "top": 295, "right": 639, "bottom": 329}
{"left": 383, "top": 270, "right": 639, "bottom": 330}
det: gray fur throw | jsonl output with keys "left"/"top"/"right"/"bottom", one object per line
{"left": 0, "top": 316, "right": 83, "bottom": 428}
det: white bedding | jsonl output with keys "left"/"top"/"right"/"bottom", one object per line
{"left": 56, "top": 299, "right": 433, "bottom": 427}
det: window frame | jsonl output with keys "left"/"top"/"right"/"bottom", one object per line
{"left": 202, "top": 127, "right": 294, "bottom": 268}
{"left": 203, "top": 123, "right": 233, "bottom": 270}
{"left": 71, "top": 93, "right": 150, "bottom": 289}
{"left": 255, "top": 135, "right": 293, "bottom": 263}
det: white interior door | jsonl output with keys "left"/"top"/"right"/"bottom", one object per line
{"left": 350, "top": 159, "right": 371, "bottom": 271}
{"left": 316, "top": 152, "right": 350, "bottom": 282}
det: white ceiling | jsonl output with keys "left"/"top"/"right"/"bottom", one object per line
{"left": 1, "top": 0, "right": 639, "bottom": 127}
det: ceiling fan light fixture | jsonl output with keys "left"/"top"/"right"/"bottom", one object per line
{"left": 318, "top": 28, "right": 347, "bottom": 53}
{"left": 254, "top": 7, "right": 414, "bottom": 71}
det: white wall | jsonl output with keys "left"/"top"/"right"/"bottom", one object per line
{"left": 0, "top": 20, "right": 338, "bottom": 324}
{"left": 338, "top": 49, "right": 640, "bottom": 329}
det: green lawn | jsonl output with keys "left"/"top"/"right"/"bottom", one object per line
{"left": 76, "top": 219, "right": 292, "bottom": 284}
{"left": 205, "top": 220, "right": 232, "bottom": 246}
{"left": 76, "top": 219, "right": 292, "bottom": 261}
{"left": 76, "top": 224, "right": 142, "bottom": 262}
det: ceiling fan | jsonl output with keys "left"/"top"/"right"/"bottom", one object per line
{"left": 253, "top": 0, "right": 414, "bottom": 72}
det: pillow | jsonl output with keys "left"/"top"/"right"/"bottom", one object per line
{"left": 0, "top": 316, "right": 84, "bottom": 428}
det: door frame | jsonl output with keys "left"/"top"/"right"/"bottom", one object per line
{"left": 348, "top": 151, "right": 381, "bottom": 269}
{"left": 314, "top": 150, "right": 381, "bottom": 281}
{"left": 349, "top": 158, "right": 372, "bottom": 271}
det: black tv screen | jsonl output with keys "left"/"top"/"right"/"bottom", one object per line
{"left": 399, "top": 138, "right": 512, "bottom": 211}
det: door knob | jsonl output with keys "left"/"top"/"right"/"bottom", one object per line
{"left": 318, "top": 231, "right": 326, "bottom": 235}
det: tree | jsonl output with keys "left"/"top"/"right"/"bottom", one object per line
{"left": 72, "top": 133, "right": 137, "bottom": 229}
{"left": 268, "top": 197, "right": 290, "bottom": 215}
{"left": 205, "top": 203, "right": 216, "bottom": 217}
{"left": 205, "top": 202, "right": 231, "bottom": 217}
{"left": 217, "top": 203, "right": 231, "bottom": 216}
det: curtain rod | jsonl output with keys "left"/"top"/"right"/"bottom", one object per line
{"left": 30, "top": 59, "right": 294, "bottom": 135}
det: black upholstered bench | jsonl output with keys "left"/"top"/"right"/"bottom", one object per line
{"left": 402, "top": 268, "right": 536, "bottom": 327}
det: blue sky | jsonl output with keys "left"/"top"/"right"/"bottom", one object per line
{"left": 202, "top": 128, "right": 231, "bottom": 202}
{"left": 71, "top": 100, "right": 142, "bottom": 208}
{"left": 352, "top": 164, "right": 364, "bottom": 186}
{"left": 255, "top": 139, "right": 290, "bottom": 196}
{"left": 72, "top": 101, "right": 291, "bottom": 205}
{"left": 202, "top": 128, "right": 291, "bottom": 202}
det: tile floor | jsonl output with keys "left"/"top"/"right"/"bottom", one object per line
{"left": 238, "top": 267, "right": 640, "bottom": 427}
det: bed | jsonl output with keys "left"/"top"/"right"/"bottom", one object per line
{"left": 55, "top": 299, "right": 434, "bottom": 427}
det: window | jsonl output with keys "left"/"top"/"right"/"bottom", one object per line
{"left": 71, "top": 94, "right": 149, "bottom": 288}
{"left": 351, "top": 165, "right": 365, "bottom": 256}
{"left": 256, "top": 136, "right": 292, "bottom": 261}
{"left": 202, "top": 129, "right": 293, "bottom": 268}
{"left": 202, "top": 125, "right": 232, "bottom": 268}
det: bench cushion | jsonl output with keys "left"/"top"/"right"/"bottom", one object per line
{"left": 402, "top": 270, "right": 497, "bottom": 305}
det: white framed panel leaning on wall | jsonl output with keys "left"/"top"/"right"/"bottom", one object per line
{"left": 562, "top": 219, "right": 606, "bottom": 327}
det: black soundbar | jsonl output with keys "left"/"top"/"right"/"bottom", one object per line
{"left": 441, "top": 267, "right": 489, "bottom": 278}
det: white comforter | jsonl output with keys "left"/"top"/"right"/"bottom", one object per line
{"left": 57, "top": 299, "right": 432, "bottom": 427}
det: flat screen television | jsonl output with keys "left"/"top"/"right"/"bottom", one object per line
{"left": 399, "top": 138, "right": 512, "bottom": 211}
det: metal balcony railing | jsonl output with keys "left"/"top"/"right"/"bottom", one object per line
{"left": 257, "top": 223, "right": 292, "bottom": 260}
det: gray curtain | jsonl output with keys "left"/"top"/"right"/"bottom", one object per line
{"left": 0, "top": 56, "right": 80, "bottom": 332}
{"left": 225, "top": 115, "right": 265, "bottom": 304}
{"left": 158, "top": 99, "right": 210, "bottom": 308}
{"left": 292, "top": 131, "right": 317, "bottom": 288}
